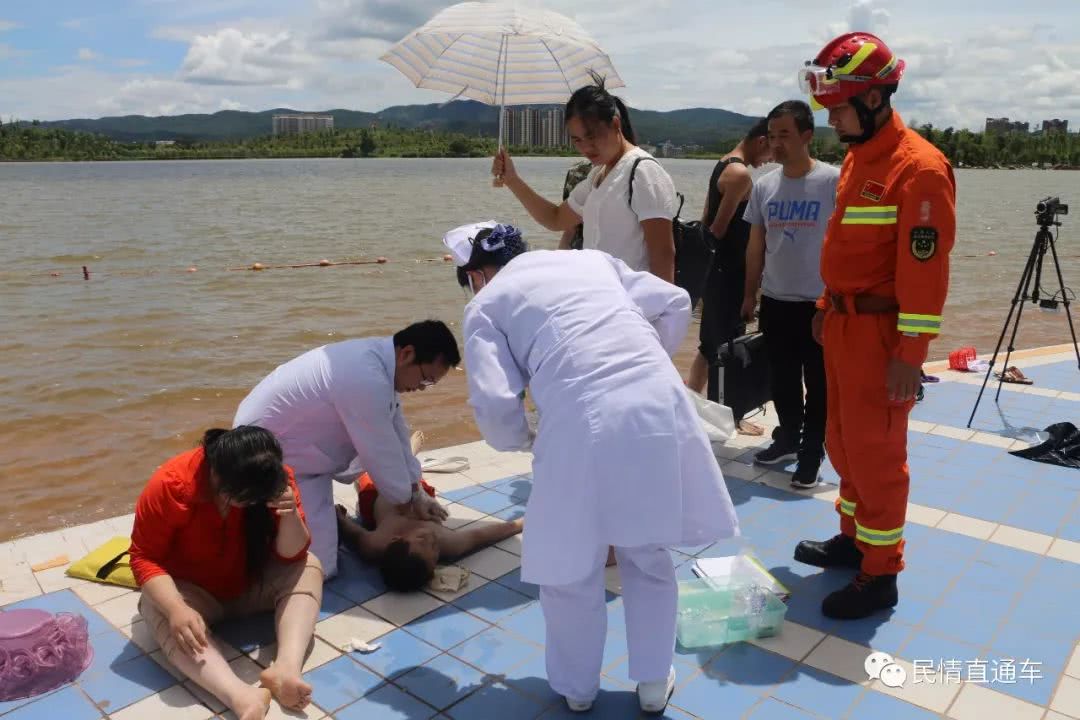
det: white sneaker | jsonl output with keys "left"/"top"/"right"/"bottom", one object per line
{"left": 637, "top": 667, "right": 676, "bottom": 714}
{"left": 565, "top": 696, "right": 594, "bottom": 713}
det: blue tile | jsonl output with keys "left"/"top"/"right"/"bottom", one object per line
{"left": 489, "top": 477, "right": 532, "bottom": 503}
{"left": 446, "top": 682, "right": 545, "bottom": 720}
{"left": 320, "top": 587, "right": 356, "bottom": 621}
{"left": 452, "top": 582, "right": 532, "bottom": 624}
{"left": 456, "top": 490, "right": 516, "bottom": 516}
{"left": 449, "top": 627, "right": 542, "bottom": 676}
{"left": 923, "top": 602, "right": 1006, "bottom": 647}
{"left": 80, "top": 655, "right": 177, "bottom": 713}
{"left": 326, "top": 552, "right": 388, "bottom": 605}
{"left": 355, "top": 629, "right": 441, "bottom": 680}
{"left": 707, "top": 645, "right": 797, "bottom": 692}
{"left": 499, "top": 602, "right": 548, "bottom": 646}
{"left": 440, "top": 486, "right": 487, "bottom": 503}
{"left": 829, "top": 614, "right": 914, "bottom": 655}
{"left": 7, "top": 590, "right": 112, "bottom": 637}
{"left": 335, "top": 683, "right": 438, "bottom": 720}
{"left": 405, "top": 605, "right": 491, "bottom": 650}
{"left": 502, "top": 654, "right": 562, "bottom": 708}
{"left": 495, "top": 568, "right": 540, "bottom": 600}
{"left": 991, "top": 666, "right": 1061, "bottom": 706}
{"left": 303, "top": 655, "right": 385, "bottom": 712}
{"left": 493, "top": 505, "right": 527, "bottom": 522}
{"left": 847, "top": 690, "right": 941, "bottom": 719}
{"left": 669, "top": 672, "right": 761, "bottom": 719}
{"left": 900, "top": 631, "right": 982, "bottom": 669}
{"left": 600, "top": 630, "right": 629, "bottom": 671}
{"left": 746, "top": 697, "right": 817, "bottom": 719}
{"left": 770, "top": 665, "right": 863, "bottom": 718}
{"left": 396, "top": 653, "right": 489, "bottom": 711}
{"left": 84, "top": 630, "right": 144, "bottom": 677}
{"left": 4, "top": 686, "right": 104, "bottom": 720}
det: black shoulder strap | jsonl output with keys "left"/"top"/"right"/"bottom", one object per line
{"left": 628, "top": 156, "right": 685, "bottom": 218}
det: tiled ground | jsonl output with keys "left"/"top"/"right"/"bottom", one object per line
{"left": 2, "top": 348, "right": 1079, "bottom": 720}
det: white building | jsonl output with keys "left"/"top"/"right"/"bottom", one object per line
{"left": 272, "top": 114, "right": 334, "bottom": 136}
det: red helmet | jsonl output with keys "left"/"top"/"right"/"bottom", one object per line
{"left": 800, "top": 32, "right": 905, "bottom": 109}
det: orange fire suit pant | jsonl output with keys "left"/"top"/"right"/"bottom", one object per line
{"left": 824, "top": 310, "right": 912, "bottom": 576}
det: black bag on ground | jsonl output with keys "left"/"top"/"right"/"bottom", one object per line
{"left": 1009, "top": 422, "right": 1080, "bottom": 469}
{"left": 712, "top": 332, "right": 771, "bottom": 422}
{"left": 628, "top": 157, "right": 715, "bottom": 308}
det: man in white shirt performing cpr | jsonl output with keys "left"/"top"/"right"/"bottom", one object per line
{"left": 233, "top": 321, "right": 460, "bottom": 578}
{"left": 444, "top": 221, "right": 740, "bottom": 715}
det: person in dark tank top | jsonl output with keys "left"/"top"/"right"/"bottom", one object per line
{"left": 686, "top": 119, "right": 770, "bottom": 428}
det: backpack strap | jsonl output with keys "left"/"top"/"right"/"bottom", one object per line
{"left": 628, "top": 156, "right": 685, "bottom": 219}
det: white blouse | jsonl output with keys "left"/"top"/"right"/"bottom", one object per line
{"left": 566, "top": 147, "right": 677, "bottom": 272}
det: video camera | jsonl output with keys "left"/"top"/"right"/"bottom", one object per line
{"left": 1036, "top": 196, "right": 1068, "bottom": 225}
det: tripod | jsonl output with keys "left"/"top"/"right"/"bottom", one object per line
{"left": 967, "top": 213, "right": 1080, "bottom": 428}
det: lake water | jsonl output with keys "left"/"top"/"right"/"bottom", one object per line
{"left": 2, "top": 158, "right": 1079, "bottom": 541}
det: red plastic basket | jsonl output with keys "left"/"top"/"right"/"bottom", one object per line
{"left": 948, "top": 347, "right": 977, "bottom": 371}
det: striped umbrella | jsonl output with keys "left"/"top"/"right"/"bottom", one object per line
{"left": 379, "top": 1, "right": 624, "bottom": 149}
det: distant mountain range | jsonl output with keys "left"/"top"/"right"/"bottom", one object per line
{"left": 37, "top": 100, "right": 760, "bottom": 147}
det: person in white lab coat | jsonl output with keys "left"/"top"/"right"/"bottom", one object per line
{"left": 443, "top": 222, "right": 740, "bottom": 714}
{"left": 233, "top": 322, "right": 459, "bottom": 578}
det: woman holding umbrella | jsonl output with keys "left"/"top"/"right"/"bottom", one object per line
{"left": 442, "top": 221, "right": 739, "bottom": 714}
{"left": 492, "top": 76, "right": 679, "bottom": 282}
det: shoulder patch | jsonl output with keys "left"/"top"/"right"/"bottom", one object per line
{"left": 910, "top": 227, "right": 938, "bottom": 261}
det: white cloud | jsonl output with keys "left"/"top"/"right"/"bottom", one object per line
{"left": 6, "top": 1, "right": 1080, "bottom": 131}
{"left": 0, "top": 20, "right": 19, "bottom": 33}
{"left": 180, "top": 28, "right": 314, "bottom": 87}
{"left": 61, "top": 18, "right": 88, "bottom": 31}
{"left": 77, "top": 48, "right": 102, "bottom": 62}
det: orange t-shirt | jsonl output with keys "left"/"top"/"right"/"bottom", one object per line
{"left": 355, "top": 472, "right": 435, "bottom": 530}
{"left": 129, "top": 446, "right": 310, "bottom": 601}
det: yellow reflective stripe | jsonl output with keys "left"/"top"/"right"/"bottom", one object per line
{"left": 839, "top": 498, "right": 857, "bottom": 517}
{"left": 876, "top": 55, "right": 897, "bottom": 78}
{"left": 855, "top": 522, "right": 904, "bottom": 546}
{"left": 844, "top": 205, "right": 898, "bottom": 213}
{"left": 841, "top": 205, "right": 897, "bottom": 225}
{"left": 898, "top": 313, "right": 942, "bottom": 334}
{"left": 841, "top": 217, "right": 898, "bottom": 225}
{"left": 835, "top": 43, "right": 878, "bottom": 76}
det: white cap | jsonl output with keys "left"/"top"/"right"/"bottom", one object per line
{"left": 442, "top": 221, "right": 498, "bottom": 267}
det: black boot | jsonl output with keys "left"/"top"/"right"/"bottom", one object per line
{"left": 822, "top": 573, "right": 898, "bottom": 620}
{"left": 793, "top": 533, "right": 862, "bottom": 569}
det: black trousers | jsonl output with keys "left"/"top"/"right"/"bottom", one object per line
{"left": 758, "top": 295, "right": 827, "bottom": 464}
{"left": 700, "top": 231, "right": 747, "bottom": 415}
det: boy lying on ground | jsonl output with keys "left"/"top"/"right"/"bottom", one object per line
{"left": 335, "top": 473, "right": 524, "bottom": 592}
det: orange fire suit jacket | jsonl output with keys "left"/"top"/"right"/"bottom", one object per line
{"left": 818, "top": 111, "right": 956, "bottom": 365}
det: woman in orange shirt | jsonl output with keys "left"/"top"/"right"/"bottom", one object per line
{"left": 130, "top": 426, "right": 323, "bottom": 720}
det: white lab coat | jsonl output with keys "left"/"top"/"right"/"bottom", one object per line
{"left": 463, "top": 249, "right": 740, "bottom": 587}
{"left": 233, "top": 337, "right": 419, "bottom": 576}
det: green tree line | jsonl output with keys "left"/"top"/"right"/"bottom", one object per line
{"left": 0, "top": 121, "right": 576, "bottom": 161}
{"left": 5, "top": 118, "right": 1080, "bottom": 167}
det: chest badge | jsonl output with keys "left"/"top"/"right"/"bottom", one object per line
{"left": 860, "top": 181, "right": 886, "bottom": 202}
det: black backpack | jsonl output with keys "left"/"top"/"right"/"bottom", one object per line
{"left": 628, "top": 156, "right": 715, "bottom": 308}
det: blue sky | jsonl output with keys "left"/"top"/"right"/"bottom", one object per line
{"left": 2, "top": 0, "right": 1079, "bottom": 129}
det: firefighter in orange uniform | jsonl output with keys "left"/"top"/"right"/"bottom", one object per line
{"left": 793, "top": 32, "right": 956, "bottom": 619}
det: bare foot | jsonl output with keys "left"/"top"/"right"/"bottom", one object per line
{"left": 233, "top": 686, "right": 271, "bottom": 720}
{"left": 410, "top": 430, "right": 425, "bottom": 455}
{"left": 260, "top": 664, "right": 313, "bottom": 711}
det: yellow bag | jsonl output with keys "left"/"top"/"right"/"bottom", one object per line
{"left": 66, "top": 536, "right": 138, "bottom": 589}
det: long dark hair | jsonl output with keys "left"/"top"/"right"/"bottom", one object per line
{"left": 202, "top": 426, "right": 288, "bottom": 579}
{"left": 564, "top": 71, "right": 637, "bottom": 145}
